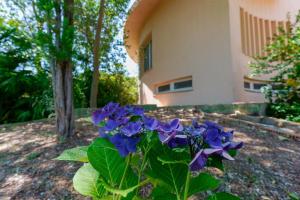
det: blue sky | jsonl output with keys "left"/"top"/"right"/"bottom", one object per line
{"left": 124, "top": 0, "right": 138, "bottom": 77}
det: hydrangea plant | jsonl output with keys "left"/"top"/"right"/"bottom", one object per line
{"left": 56, "top": 102, "right": 243, "bottom": 200}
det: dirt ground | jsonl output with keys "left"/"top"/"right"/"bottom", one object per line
{"left": 0, "top": 118, "right": 299, "bottom": 200}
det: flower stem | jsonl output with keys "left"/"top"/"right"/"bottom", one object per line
{"left": 183, "top": 170, "right": 191, "bottom": 200}
{"left": 117, "top": 154, "right": 131, "bottom": 200}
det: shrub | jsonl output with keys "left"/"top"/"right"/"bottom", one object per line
{"left": 250, "top": 12, "right": 300, "bottom": 122}
{"left": 57, "top": 103, "right": 243, "bottom": 200}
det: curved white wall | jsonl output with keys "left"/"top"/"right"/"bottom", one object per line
{"left": 229, "top": 0, "right": 300, "bottom": 103}
{"left": 139, "top": 0, "right": 234, "bottom": 106}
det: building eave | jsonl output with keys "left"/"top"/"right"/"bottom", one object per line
{"left": 124, "top": 0, "right": 160, "bottom": 62}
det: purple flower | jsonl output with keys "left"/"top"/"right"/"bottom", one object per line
{"left": 143, "top": 116, "right": 159, "bottom": 131}
{"left": 159, "top": 119, "right": 183, "bottom": 133}
{"left": 109, "top": 134, "right": 140, "bottom": 157}
{"left": 189, "top": 149, "right": 222, "bottom": 171}
{"left": 101, "top": 119, "right": 118, "bottom": 132}
{"left": 167, "top": 135, "right": 188, "bottom": 148}
{"left": 125, "top": 105, "right": 144, "bottom": 116}
{"left": 92, "top": 102, "right": 119, "bottom": 125}
{"left": 92, "top": 109, "right": 107, "bottom": 125}
{"left": 223, "top": 141, "right": 244, "bottom": 150}
{"left": 205, "top": 128, "right": 223, "bottom": 148}
{"left": 121, "top": 121, "right": 142, "bottom": 137}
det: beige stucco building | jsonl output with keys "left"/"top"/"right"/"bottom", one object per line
{"left": 125, "top": 0, "right": 300, "bottom": 107}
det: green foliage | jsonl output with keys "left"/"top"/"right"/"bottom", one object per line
{"left": 74, "top": 71, "right": 138, "bottom": 108}
{"left": 57, "top": 136, "right": 239, "bottom": 200}
{"left": 73, "top": 163, "right": 105, "bottom": 198}
{"left": 0, "top": 0, "right": 137, "bottom": 124}
{"left": 250, "top": 12, "right": 300, "bottom": 122}
{"left": 55, "top": 146, "right": 89, "bottom": 162}
{"left": 206, "top": 192, "right": 240, "bottom": 200}
{"left": 0, "top": 18, "right": 53, "bottom": 124}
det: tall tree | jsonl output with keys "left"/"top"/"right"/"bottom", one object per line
{"left": 52, "top": 0, "right": 75, "bottom": 139}
{"left": 90, "top": 0, "right": 106, "bottom": 108}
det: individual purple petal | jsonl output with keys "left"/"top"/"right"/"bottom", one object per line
{"left": 159, "top": 131, "right": 177, "bottom": 144}
{"left": 124, "top": 105, "right": 144, "bottom": 116}
{"left": 159, "top": 119, "right": 183, "bottom": 133}
{"left": 132, "top": 107, "right": 144, "bottom": 116}
{"left": 204, "top": 121, "right": 223, "bottom": 131}
{"left": 143, "top": 116, "right": 159, "bottom": 131}
{"left": 159, "top": 122, "right": 173, "bottom": 133}
{"left": 102, "top": 120, "right": 118, "bottom": 132}
{"left": 203, "top": 148, "right": 223, "bottom": 155}
{"left": 221, "top": 151, "right": 235, "bottom": 161}
{"left": 221, "top": 130, "right": 234, "bottom": 142}
{"left": 109, "top": 134, "right": 140, "bottom": 157}
{"left": 189, "top": 148, "right": 222, "bottom": 171}
{"left": 92, "top": 109, "right": 106, "bottom": 125}
{"left": 205, "top": 129, "right": 222, "bottom": 148}
{"left": 189, "top": 150, "right": 207, "bottom": 171}
{"left": 167, "top": 135, "right": 188, "bottom": 148}
{"left": 121, "top": 121, "right": 142, "bottom": 137}
{"left": 228, "top": 141, "right": 244, "bottom": 150}
{"left": 113, "top": 107, "right": 128, "bottom": 120}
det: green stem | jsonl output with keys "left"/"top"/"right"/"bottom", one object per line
{"left": 183, "top": 170, "right": 191, "bottom": 200}
{"left": 135, "top": 146, "right": 150, "bottom": 196}
{"left": 117, "top": 154, "right": 131, "bottom": 200}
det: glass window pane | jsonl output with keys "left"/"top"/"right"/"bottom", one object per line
{"left": 158, "top": 84, "right": 170, "bottom": 93}
{"left": 174, "top": 80, "right": 192, "bottom": 90}
{"left": 244, "top": 82, "right": 250, "bottom": 89}
{"left": 143, "top": 41, "right": 152, "bottom": 72}
{"left": 253, "top": 83, "right": 266, "bottom": 90}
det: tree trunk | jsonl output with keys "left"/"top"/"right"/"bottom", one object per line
{"left": 53, "top": 0, "right": 75, "bottom": 140}
{"left": 55, "top": 61, "right": 74, "bottom": 139}
{"left": 89, "top": 0, "right": 106, "bottom": 108}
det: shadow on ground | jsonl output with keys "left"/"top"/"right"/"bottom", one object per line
{"left": 0, "top": 115, "right": 299, "bottom": 200}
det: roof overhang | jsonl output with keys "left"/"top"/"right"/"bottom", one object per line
{"left": 124, "top": 0, "right": 160, "bottom": 62}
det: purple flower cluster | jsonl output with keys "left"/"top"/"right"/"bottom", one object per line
{"left": 187, "top": 121, "right": 243, "bottom": 171}
{"left": 92, "top": 103, "right": 243, "bottom": 171}
{"left": 92, "top": 102, "right": 155, "bottom": 157}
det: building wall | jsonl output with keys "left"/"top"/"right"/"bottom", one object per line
{"left": 139, "top": 0, "right": 235, "bottom": 106}
{"left": 137, "top": 0, "right": 300, "bottom": 106}
{"left": 229, "top": 0, "right": 300, "bottom": 103}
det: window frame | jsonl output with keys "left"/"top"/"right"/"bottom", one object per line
{"left": 156, "top": 77, "right": 193, "bottom": 94}
{"left": 244, "top": 81, "right": 268, "bottom": 93}
{"left": 143, "top": 40, "right": 152, "bottom": 72}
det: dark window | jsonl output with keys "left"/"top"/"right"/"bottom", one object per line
{"left": 253, "top": 83, "right": 266, "bottom": 90}
{"left": 158, "top": 84, "right": 170, "bottom": 93}
{"left": 174, "top": 80, "right": 193, "bottom": 90}
{"left": 244, "top": 82, "right": 251, "bottom": 89}
{"left": 143, "top": 41, "right": 152, "bottom": 72}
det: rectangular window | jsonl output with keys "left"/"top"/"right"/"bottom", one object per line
{"left": 174, "top": 80, "right": 193, "bottom": 90}
{"left": 143, "top": 41, "right": 152, "bottom": 72}
{"left": 244, "top": 82, "right": 251, "bottom": 89}
{"left": 156, "top": 77, "right": 193, "bottom": 94}
{"left": 253, "top": 83, "right": 266, "bottom": 90}
{"left": 158, "top": 84, "right": 170, "bottom": 93}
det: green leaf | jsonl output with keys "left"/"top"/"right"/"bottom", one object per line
{"left": 101, "top": 180, "right": 142, "bottom": 198}
{"left": 188, "top": 173, "right": 220, "bottom": 196}
{"left": 289, "top": 192, "right": 300, "bottom": 200}
{"left": 87, "top": 138, "right": 127, "bottom": 185}
{"left": 227, "top": 149, "right": 237, "bottom": 157}
{"left": 87, "top": 138, "right": 138, "bottom": 192}
{"left": 206, "top": 192, "right": 240, "bottom": 200}
{"left": 151, "top": 187, "right": 178, "bottom": 200}
{"left": 147, "top": 141, "right": 189, "bottom": 198}
{"left": 73, "top": 163, "right": 105, "bottom": 198}
{"left": 55, "top": 146, "right": 88, "bottom": 162}
{"left": 207, "top": 156, "right": 224, "bottom": 171}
